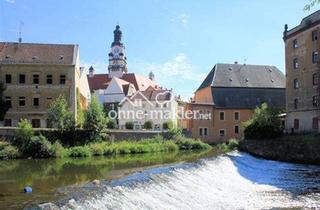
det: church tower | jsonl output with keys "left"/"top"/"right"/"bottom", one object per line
{"left": 108, "top": 25, "right": 128, "bottom": 78}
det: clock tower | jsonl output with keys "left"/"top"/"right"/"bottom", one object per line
{"left": 108, "top": 25, "right": 128, "bottom": 78}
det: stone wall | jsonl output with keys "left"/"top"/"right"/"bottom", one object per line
{"left": 239, "top": 137, "right": 320, "bottom": 165}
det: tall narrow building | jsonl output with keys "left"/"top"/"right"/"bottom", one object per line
{"left": 283, "top": 11, "right": 320, "bottom": 132}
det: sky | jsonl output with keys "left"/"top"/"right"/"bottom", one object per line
{"left": 0, "top": 0, "right": 318, "bottom": 99}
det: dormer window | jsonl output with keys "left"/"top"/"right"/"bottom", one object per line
{"left": 229, "top": 78, "right": 233, "bottom": 82}
{"left": 5, "top": 55, "right": 10, "bottom": 59}
{"left": 245, "top": 78, "right": 249, "bottom": 82}
{"left": 271, "top": 79, "right": 274, "bottom": 83}
{"left": 228, "top": 67, "right": 233, "bottom": 71}
{"left": 59, "top": 55, "right": 64, "bottom": 60}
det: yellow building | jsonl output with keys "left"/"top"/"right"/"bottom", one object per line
{"left": 0, "top": 42, "right": 90, "bottom": 127}
{"left": 283, "top": 11, "right": 320, "bottom": 132}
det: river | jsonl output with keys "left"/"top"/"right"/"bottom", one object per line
{"left": 1, "top": 149, "right": 320, "bottom": 210}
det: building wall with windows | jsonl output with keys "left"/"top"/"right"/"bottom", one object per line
{"left": 283, "top": 11, "right": 320, "bottom": 132}
{"left": 0, "top": 42, "right": 90, "bottom": 128}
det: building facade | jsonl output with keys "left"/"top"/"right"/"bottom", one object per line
{"left": 0, "top": 42, "right": 90, "bottom": 127}
{"left": 189, "top": 63, "right": 286, "bottom": 144}
{"left": 118, "top": 88, "right": 177, "bottom": 131}
{"left": 283, "top": 11, "right": 320, "bottom": 132}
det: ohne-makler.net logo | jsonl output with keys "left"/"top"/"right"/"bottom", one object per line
{"left": 107, "top": 91, "right": 212, "bottom": 121}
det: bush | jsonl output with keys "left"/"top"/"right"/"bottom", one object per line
{"left": 15, "top": 119, "right": 34, "bottom": 149}
{"left": 175, "top": 137, "right": 211, "bottom": 150}
{"left": 163, "top": 121, "right": 174, "bottom": 130}
{"left": 51, "top": 141, "right": 67, "bottom": 158}
{"left": 0, "top": 144, "right": 20, "bottom": 159}
{"left": 144, "top": 121, "right": 153, "bottom": 130}
{"left": 89, "top": 142, "right": 108, "bottom": 156}
{"left": 125, "top": 122, "right": 134, "bottom": 130}
{"left": 227, "top": 138, "right": 239, "bottom": 150}
{"left": 67, "top": 146, "right": 92, "bottom": 157}
{"left": 23, "top": 135, "right": 53, "bottom": 158}
{"left": 107, "top": 120, "right": 116, "bottom": 129}
{"left": 243, "top": 103, "right": 282, "bottom": 140}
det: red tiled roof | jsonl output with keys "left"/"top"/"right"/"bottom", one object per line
{"left": 87, "top": 73, "right": 156, "bottom": 92}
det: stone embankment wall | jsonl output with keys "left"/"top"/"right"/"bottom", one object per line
{"left": 239, "top": 138, "right": 320, "bottom": 165}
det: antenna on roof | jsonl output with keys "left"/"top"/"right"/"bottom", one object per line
{"left": 18, "top": 21, "right": 24, "bottom": 43}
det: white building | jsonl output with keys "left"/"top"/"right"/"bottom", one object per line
{"left": 118, "top": 88, "right": 178, "bottom": 130}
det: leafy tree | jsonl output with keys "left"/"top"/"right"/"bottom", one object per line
{"left": 47, "top": 95, "right": 75, "bottom": 131}
{"left": 144, "top": 120, "right": 153, "bottom": 130}
{"left": 107, "top": 120, "right": 116, "bottom": 129}
{"left": 84, "top": 95, "right": 108, "bottom": 141}
{"left": 243, "top": 103, "right": 282, "bottom": 140}
{"left": 163, "top": 121, "right": 174, "bottom": 130}
{"left": 0, "top": 83, "right": 10, "bottom": 121}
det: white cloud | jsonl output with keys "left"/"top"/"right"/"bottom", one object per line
{"left": 171, "top": 13, "right": 189, "bottom": 27}
{"left": 4, "top": 0, "right": 15, "bottom": 3}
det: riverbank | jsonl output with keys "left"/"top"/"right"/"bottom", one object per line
{"left": 239, "top": 133, "right": 320, "bottom": 164}
{"left": 0, "top": 136, "right": 211, "bottom": 160}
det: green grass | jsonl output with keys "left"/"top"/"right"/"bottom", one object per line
{"left": 217, "top": 138, "right": 240, "bottom": 152}
{"left": 0, "top": 136, "right": 212, "bottom": 160}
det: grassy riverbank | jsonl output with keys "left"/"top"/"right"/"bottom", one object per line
{"left": 0, "top": 136, "right": 211, "bottom": 159}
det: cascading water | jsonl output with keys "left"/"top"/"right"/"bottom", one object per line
{"left": 38, "top": 152, "right": 320, "bottom": 210}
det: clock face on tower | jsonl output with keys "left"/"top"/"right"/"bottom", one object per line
{"left": 113, "top": 47, "right": 120, "bottom": 54}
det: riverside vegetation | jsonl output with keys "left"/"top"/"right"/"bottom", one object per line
{"left": 0, "top": 95, "right": 212, "bottom": 160}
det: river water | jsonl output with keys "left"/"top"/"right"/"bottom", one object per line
{"left": 1, "top": 150, "right": 320, "bottom": 209}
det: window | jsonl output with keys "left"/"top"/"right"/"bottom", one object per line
{"left": 313, "top": 73, "right": 319, "bottom": 86}
{"left": 19, "top": 97, "right": 26, "bottom": 106}
{"left": 31, "top": 119, "right": 41, "bottom": 128}
{"left": 313, "top": 95, "right": 319, "bottom": 107}
{"left": 313, "top": 51, "right": 319, "bottom": 64}
{"left": 204, "top": 128, "right": 208, "bottom": 136}
{"left": 33, "top": 74, "right": 39, "bottom": 84}
{"left": 294, "top": 78, "right": 299, "bottom": 89}
{"left": 293, "top": 39, "right": 298, "bottom": 48}
{"left": 46, "top": 75, "right": 53, "bottom": 84}
{"left": 33, "top": 97, "right": 39, "bottom": 107}
{"left": 163, "top": 103, "right": 168, "bottom": 108}
{"left": 235, "top": 125, "right": 240, "bottom": 134}
{"left": 219, "top": 129, "right": 225, "bottom": 137}
{"left": 313, "top": 117, "right": 319, "bottom": 130}
{"left": 199, "top": 128, "right": 203, "bottom": 136}
{"left": 234, "top": 111, "right": 240, "bottom": 121}
{"left": 293, "top": 58, "right": 299, "bottom": 69}
{"left": 294, "top": 98, "right": 299, "bottom": 109}
{"left": 219, "top": 111, "right": 225, "bottom": 120}
{"left": 60, "top": 75, "right": 66, "bottom": 84}
{"left": 312, "top": 30, "right": 318, "bottom": 41}
{"left": 19, "top": 74, "right": 26, "bottom": 84}
{"left": 5, "top": 96, "right": 11, "bottom": 107}
{"left": 4, "top": 119, "right": 12, "bottom": 127}
{"left": 294, "top": 119, "right": 299, "bottom": 129}
{"left": 5, "top": 74, "right": 11, "bottom": 84}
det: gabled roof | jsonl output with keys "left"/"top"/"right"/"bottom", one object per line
{"left": 0, "top": 42, "right": 78, "bottom": 65}
{"left": 87, "top": 73, "right": 156, "bottom": 92}
{"left": 197, "top": 63, "right": 285, "bottom": 91}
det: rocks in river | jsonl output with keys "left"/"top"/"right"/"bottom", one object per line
{"left": 66, "top": 199, "right": 77, "bottom": 209}
{"left": 92, "top": 179, "right": 100, "bottom": 185}
{"left": 37, "top": 202, "right": 60, "bottom": 210}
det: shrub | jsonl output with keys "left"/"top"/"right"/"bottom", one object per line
{"left": 167, "top": 128, "right": 183, "bottom": 140}
{"left": 15, "top": 119, "right": 34, "bottom": 149}
{"left": 23, "top": 135, "right": 53, "bottom": 158}
{"left": 0, "top": 144, "right": 20, "bottom": 159}
{"left": 175, "top": 137, "right": 211, "bottom": 150}
{"left": 227, "top": 138, "right": 239, "bottom": 150}
{"left": 89, "top": 142, "right": 108, "bottom": 156}
{"left": 163, "top": 121, "right": 174, "bottom": 130}
{"left": 125, "top": 122, "right": 134, "bottom": 130}
{"left": 107, "top": 120, "right": 116, "bottom": 129}
{"left": 67, "top": 146, "right": 92, "bottom": 157}
{"left": 144, "top": 121, "right": 153, "bottom": 130}
{"left": 51, "top": 141, "right": 67, "bottom": 158}
{"left": 243, "top": 103, "right": 282, "bottom": 140}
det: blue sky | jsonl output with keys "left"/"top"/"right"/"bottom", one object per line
{"left": 0, "top": 0, "right": 318, "bottom": 99}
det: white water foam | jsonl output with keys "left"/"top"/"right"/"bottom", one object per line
{"left": 60, "top": 152, "right": 320, "bottom": 210}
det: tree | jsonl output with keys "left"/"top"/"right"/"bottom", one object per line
{"left": 84, "top": 95, "right": 108, "bottom": 141}
{"left": 47, "top": 95, "right": 75, "bottom": 130}
{"left": 163, "top": 121, "right": 174, "bottom": 130}
{"left": 0, "top": 83, "right": 10, "bottom": 121}
{"left": 125, "top": 122, "right": 134, "bottom": 130}
{"left": 304, "top": 0, "right": 320, "bottom": 10}
{"left": 243, "top": 103, "right": 282, "bottom": 140}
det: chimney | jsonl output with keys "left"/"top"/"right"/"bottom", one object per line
{"left": 89, "top": 66, "right": 95, "bottom": 78}
{"left": 149, "top": 71, "right": 155, "bottom": 81}
{"left": 234, "top": 61, "right": 238, "bottom": 64}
